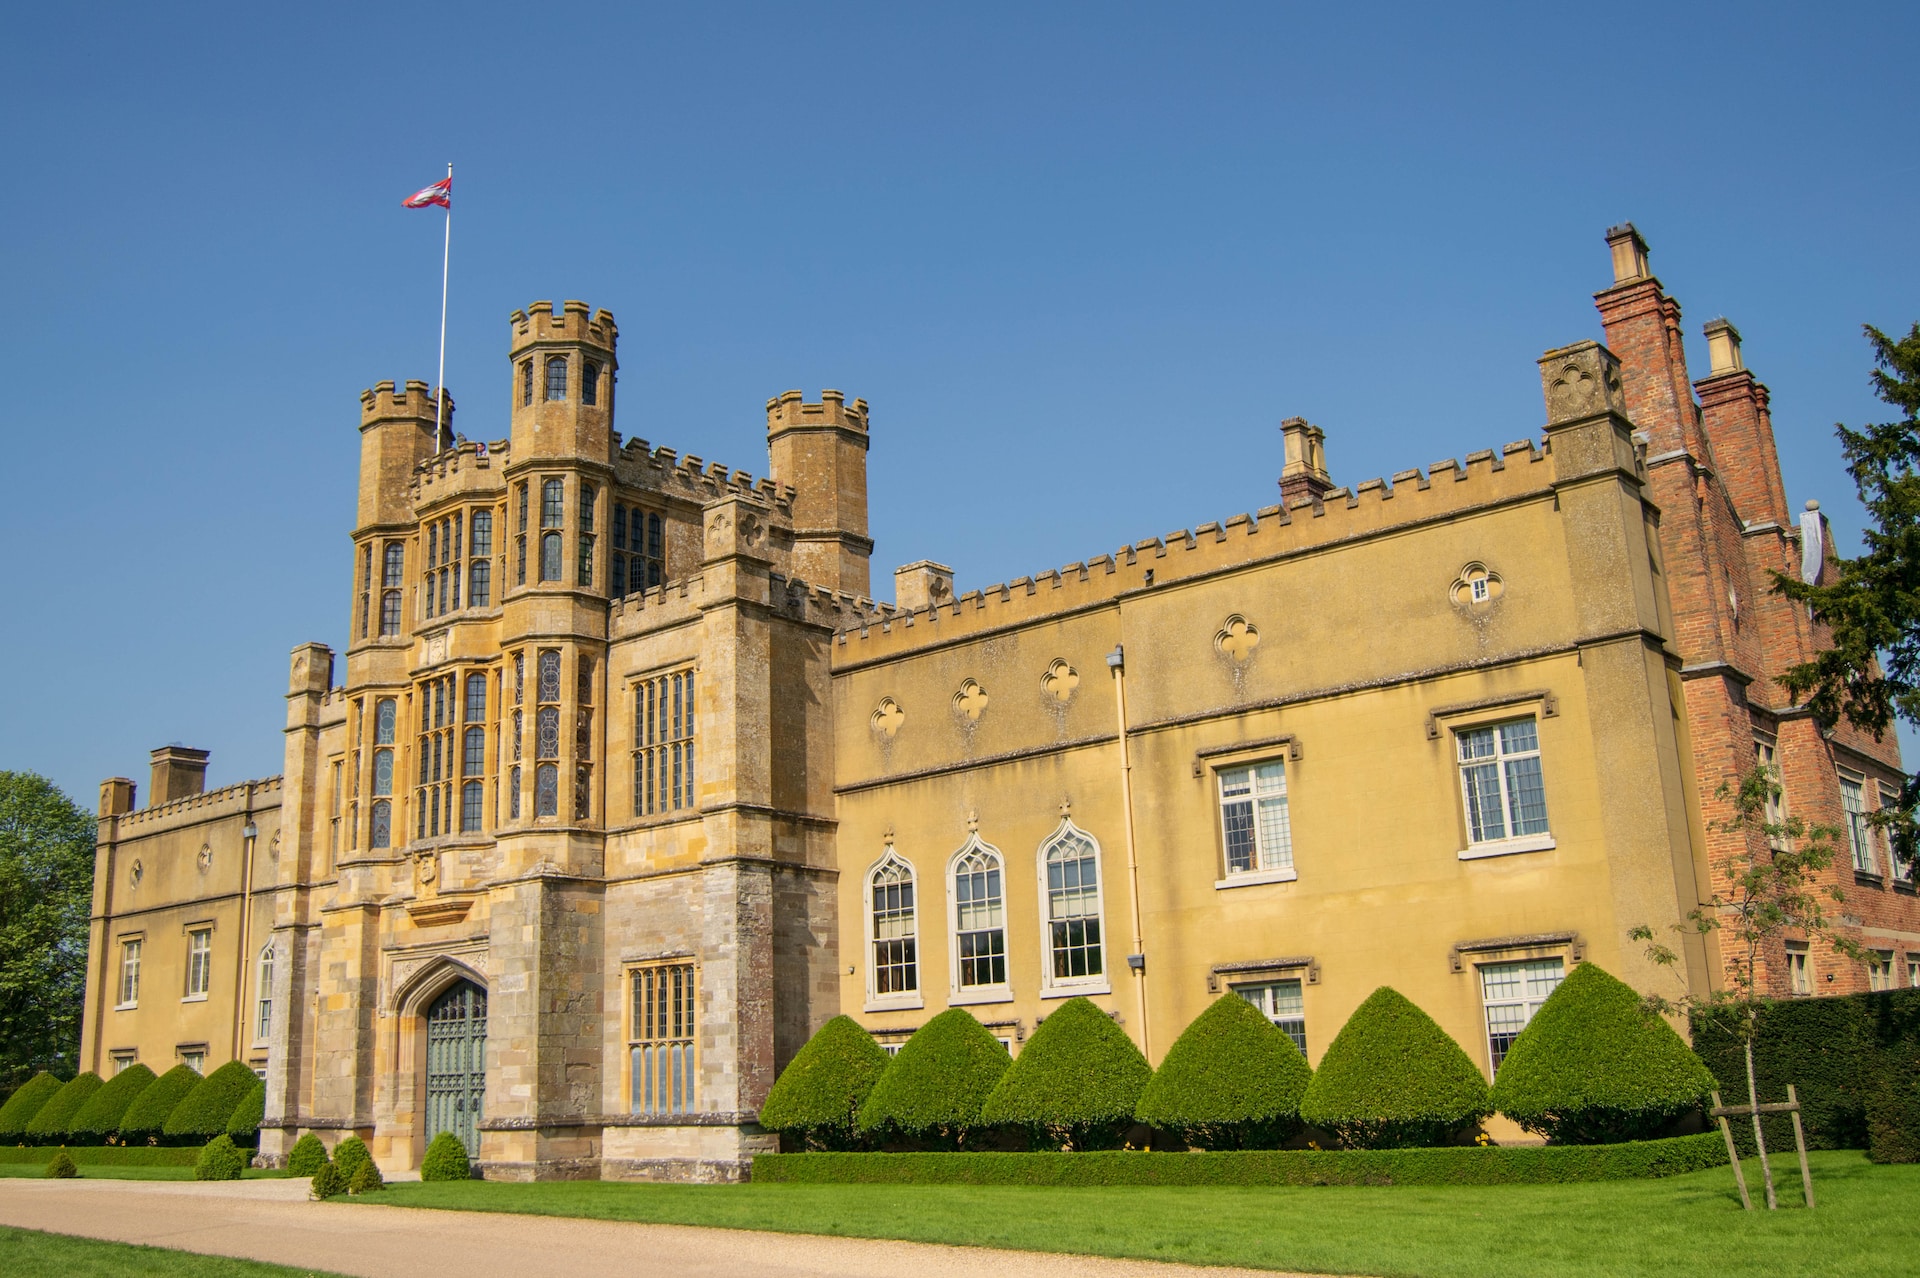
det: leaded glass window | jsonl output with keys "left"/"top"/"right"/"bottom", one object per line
{"left": 582, "top": 359, "right": 599, "bottom": 406}
{"left": 541, "top": 479, "right": 564, "bottom": 528}
{"left": 535, "top": 763, "right": 558, "bottom": 817}
{"left": 1842, "top": 772, "right": 1874, "bottom": 874}
{"left": 545, "top": 356, "right": 567, "bottom": 401}
{"left": 520, "top": 359, "right": 533, "bottom": 406}
{"left": 186, "top": 927, "right": 212, "bottom": 998}
{"left": 953, "top": 844, "right": 1007, "bottom": 989}
{"left": 540, "top": 532, "right": 561, "bottom": 582}
{"left": 1457, "top": 718, "right": 1550, "bottom": 845}
{"left": 1236, "top": 979, "right": 1308, "bottom": 1055}
{"left": 465, "top": 674, "right": 486, "bottom": 723}
{"left": 632, "top": 669, "right": 695, "bottom": 816}
{"left": 1217, "top": 762, "right": 1293, "bottom": 877}
{"left": 1480, "top": 957, "right": 1564, "bottom": 1071}
{"left": 630, "top": 963, "right": 696, "bottom": 1115}
{"left": 254, "top": 944, "right": 274, "bottom": 1042}
{"left": 869, "top": 854, "right": 917, "bottom": 998}
{"left": 370, "top": 798, "right": 391, "bottom": 849}
{"left": 1041, "top": 823, "right": 1103, "bottom": 982}
{"left": 461, "top": 781, "right": 483, "bottom": 833}
{"left": 509, "top": 765, "right": 522, "bottom": 820}
{"left": 538, "top": 650, "right": 561, "bottom": 702}
{"left": 118, "top": 939, "right": 141, "bottom": 1006}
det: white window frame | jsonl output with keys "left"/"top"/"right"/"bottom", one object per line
{"left": 1907, "top": 953, "right": 1920, "bottom": 989}
{"left": 254, "top": 943, "right": 275, "bottom": 1044}
{"left": 864, "top": 848, "right": 923, "bottom": 1012}
{"left": 1841, "top": 770, "right": 1875, "bottom": 875}
{"left": 1454, "top": 716, "right": 1555, "bottom": 859}
{"left": 1036, "top": 818, "right": 1111, "bottom": 998}
{"left": 1478, "top": 956, "right": 1566, "bottom": 1074}
{"left": 948, "top": 835, "right": 1011, "bottom": 1006}
{"left": 1755, "top": 736, "right": 1788, "bottom": 850}
{"left": 1880, "top": 781, "right": 1911, "bottom": 884}
{"left": 1869, "top": 949, "right": 1896, "bottom": 992}
{"left": 183, "top": 927, "right": 212, "bottom": 1001}
{"left": 116, "top": 937, "right": 142, "bottom": 1009}
{"left": 109, "top": 1050, "right": 137, "bottom": 1075}
{"left": 179, "top": 1048, "right": 207, "bottom": 1074}
{"left": 1233, "top": 979, "right": 1307, "bottom": 1056}
{"left": 1786, "top": 943, "right": 1811, "bottom": 996}
{"left": 1213, "top": 759, "right": 1297, "bottom": 888}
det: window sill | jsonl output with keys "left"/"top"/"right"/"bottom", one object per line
{"left": 864, "top": 995, "right": 924, "bottom": 1013}
{"left": 1041, "top": 981, "right": 1112, "bottom": 999}
{"left": 949, "top": 987, "right": 1013, "bottom": 1007}
{"left": 180, "top": 994, "right": 209, "bottom": 1004}
{"left": 1855, "top": 870, "right": 1886, "bottom": 888}
{"left": 1893, "top": 879, "right": 1916, "bottom": 895}
{"left": 1459, "top": 833, "right": 1556, "bottom": 860}
{"left": 1215, "top": 867, "right": 1299, "bottom": 890}
{"left": 114, "top": 1003, "right": 137, "bottom": 1012}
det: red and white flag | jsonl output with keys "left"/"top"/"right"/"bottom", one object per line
{"left": 403, "top": 177, "right": 452, "bottom": 209}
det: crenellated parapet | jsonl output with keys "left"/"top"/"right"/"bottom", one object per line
{"left": 765, "top": 388, "right": 868, "bottom": 435}
{"left": 410, "top": 437, "right": 508, "bottom": 507}
{"left": 611, "top": 438, "right": 797, "bottom": 517}
{"left": 832, "top": 436, "right": 1560, "bottom": 665}
{"left": 360, "top": 379, "right": 450, "bottom": 432}
{"left": 509, "top": 300, "right": 618, "bottom": 354}
{"left": 116, "top": 775, "right": 284, "bottom": 832}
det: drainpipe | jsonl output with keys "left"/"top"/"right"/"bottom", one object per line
{"left": 1107, "top": 645, "right": 1150, "bottom": 1060}
{"left": 233, "top": 787, "right": 258, "bottom": 1063}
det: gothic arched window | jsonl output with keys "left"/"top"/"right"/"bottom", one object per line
{"left": 868, "top": 852, "right": 919, "bottom": 1002}
{"left": 1039, "top": 821, "right": 1106, "bottom": 987}
{"left": 951, "top": 839, "right": 1007, "bottom": 992}
{"left": 545, "top": 356, "right": 567, "bottom": 401}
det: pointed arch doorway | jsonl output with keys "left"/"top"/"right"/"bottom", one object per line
{"left": 425, "top": 979, "right": 487, "bottom": 1156}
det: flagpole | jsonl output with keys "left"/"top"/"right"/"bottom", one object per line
{"left": 435, "top": 161, "right": 451, "bottom": 453}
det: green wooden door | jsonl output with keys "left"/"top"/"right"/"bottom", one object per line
{"left": 425, "top": 980, "right": 486, "bottom": 1156}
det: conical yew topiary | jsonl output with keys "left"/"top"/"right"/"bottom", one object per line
{"left": 165, "top": 1060, "right": 262, "bottom": 1140}
{"left": 1489, "top": 962, "right": 1716, "bottom": 1144}
{"left": 331, "top": 1136, "right": 373, "bottom": 1184}
{"left": 1136, "top": 993, "right": 1312, "bottom": 1149}
{"left": 982, "top": 997, "right": 1152, "bottom": 1150}
{"left": 0, "top": 1072, "right": 66, "bottom": 1142}
{"left": 43, "top": 1150, "right": 78, "bottom": 1178}
{"left": 310, "top": 1160, "right": 346, "bottom": 1200}
{"left": 225, "top": 1081, "right": 266, "bottom": 1145}
{"left": 1300, "top": 986, "right": 1491, "bottom": 1149}
{"left": 856, "top": 1008, "right": 1010, "bottom": 1148}
{"left": 68, "top": 1064, "right": 156, "bottom": 1143}
{"left": 194, "top": 1134, "right": 247, "bottom": 1181}
{"left": 119, "top": 1064, "right": 202, "bottom": 1144}
{"left": 25, "top": 1073, "right": 103, "bottom": 1143}
{"left": 348, "top": 1157, "right": 385, "bottom": 1193}
{"left": 759, "top": 1015, "right": 891, "bottom": 1150}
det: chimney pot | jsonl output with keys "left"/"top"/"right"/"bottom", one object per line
{"left": 148, "top": 746, "right": 210, "bottom": 806}
{"left": 1278, "top": 417, "right": 1333, "bottom": 504}
{"left": 1605, "top": 222, "right": 1651, "bottom": 285}
{"left": 1703, "top": 317, "right": 1744, "bottom": 376}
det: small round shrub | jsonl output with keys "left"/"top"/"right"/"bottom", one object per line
{"left": 1300, "top": 986, "right": 1492, "bottom": 1149}
{"left": 347, "top": 1158, "right": 385, "bottom": 1194}
{"left": 119, "top": 1064, "right": 203, "bottom": 1145}
{"left": 69, "top": 1064, "right": 157, "bottom": 1143}
{"left": 285, "top": 1133, "right": 328, "bottom": 1176}
{"left": 420, "top": 1131, "right": 471, "bottom": 1181}
{"left": 0, "top": 1073, "right": 66, "bottom": 1142}
{"left": 760, "top": 1015, "right": 892, "bottom": 1150}
{"left": 25, "top": 1073, "right": 103, "bottom": 1144}
{"left": 1136, "top": 993, "right": 1313, "bottom": 1149}
{"left": 226, "top": 1081, "right": 266, "bottom": 1145}
{"left": 44, "top": 1150, "right": 78, "bottom": 1178}
{"left": 194, "top": 1134, "right": 247, "bottom": 1181}
{"left": 857, "top": 1008, "right": 1011, "bottom": 1148}
{"left": 982, "top": 997, "right": 1152, "bottom": 1150}
{"left": 331, "top": 1136, "right": 373, "bottom": 1185}
{"left": 310, "top": 1160, "right": 346, "bottom": 1200}
{"left": 165, "top": 1060, "right": 262, "bottom": 1140}
{"left": 1490, "top": 962, "right": 1716, "bottom": 1144}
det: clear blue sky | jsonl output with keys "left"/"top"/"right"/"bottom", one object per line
{"left": 4, "top": 3, "right": 1917, "bottom": 805}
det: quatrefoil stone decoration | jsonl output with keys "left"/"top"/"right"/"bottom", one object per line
{"left": 1216, "top": 616, "right": 1260, "bottom": 661}
{"left": 953, "top": 679, "right": 990, "bottom": 722}
{"left": 871, "top": 697, "right": 905, "bottom": 739}
{"left": 1042, "top": 659, "right": 1080, "bottom": 704}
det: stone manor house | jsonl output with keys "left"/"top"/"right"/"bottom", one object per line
{"left": 79, "top": 226, "right": 1920, "bottom": 1178}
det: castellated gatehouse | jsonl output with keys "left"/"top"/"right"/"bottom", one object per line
{"left": 81, "top": 227, "right": 1920, "bottom": 1179}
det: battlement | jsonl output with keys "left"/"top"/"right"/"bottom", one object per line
{"left": 832, "top": 436, "right": 1562, "bottom": 665}
{"left": 766, "top": 389, "right": 868, "bottom": 434}
{"left": 360, "top": 379, "right": 451, "bottom": 429}
{"left": 509, "top": 300, "right": 618, "bottom": 353}
{"left": 613, "top": 437, "right": 798, "bottom": 515}
{"left": 115, "top": 775, "right": 284, "bottom": 833}
{"left": 411, "top": 437, "right": 506, "bottom": 499}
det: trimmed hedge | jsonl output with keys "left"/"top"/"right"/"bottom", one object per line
{"left": 44, "top": 1150, "right": 78, "bottom": 1179}
{"left": 165, "top": 1060, "right": 261, "bottom": 1139}
{"left": 1491, "top": 963, "right": 1715, "bottom": 1144}
{"left": 119, "top": 1064, "right": 202, "bottom": 1144}
{"left": 25, "top": 1073, "right": 103, "bottom": 1143}
{"left": 1692, "top": 987, "right": 1920, "bottom": 1153}
{"left": 1301, "top": 987, "right": 1491, "bottom": 1149}
{"left": 981, "top": 997, "right": 1151, "bottom": 1150}
{"left": 0, "top": 1145, "right": 200, "bottom": 1166}
{"left": 857, "top": 1009, "right": 1010, "bottom": 1148}
{"left": 311, "top": 1161, "right": 346, "bottom": 1199}
{"left": 68, "top": 1065, "right": 156, "bottom": 1143}
{"left": 421, "top": 1132, "right": 471, "bottom": 1181}
{"left": 1135, "top": 993, "right": 1312, "bottom": 1149}
{"left": 286, "top": 1133, "right": 327, "bottom": 1176}
{"left": 752, "top": 1133, "right": 1728, "bottom": 1186}
{"left": 195, "top": 1134, "right": 246, "bottom": 1181}
{"left": 331, "top": 1136, "right": 373, "bottom": 1185}
{"left": 348, "top": 1158, "right": 385, "bottom": 1193}
{"left": 1868, "top": 1075, "right": 1920, "bottom": 1163}
{"left": 759, "top": 1015, "right": 892, "bottom": 1151}
{"left": 226, "top": 1082, "right": 266, "bottom": 1144}
{"left": 0, "top": 1072, "right": 66, "bottom": 1142}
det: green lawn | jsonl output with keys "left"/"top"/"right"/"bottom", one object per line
{"left": 0, "top": 1227, "right": 341, "bottom": 1277}
{"left": 0, "top": 1164, "right": 292, "bottom": 1180}
{"left": 362, "top": 1150, "right": 1914, "bottom": 1278}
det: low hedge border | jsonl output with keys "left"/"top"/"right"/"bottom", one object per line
{"left": 752, "top": 1132, "right": 1726, "bottom": 1186}
{"left": 0, "top": 1146, "right": 201, "bottom": 1167}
